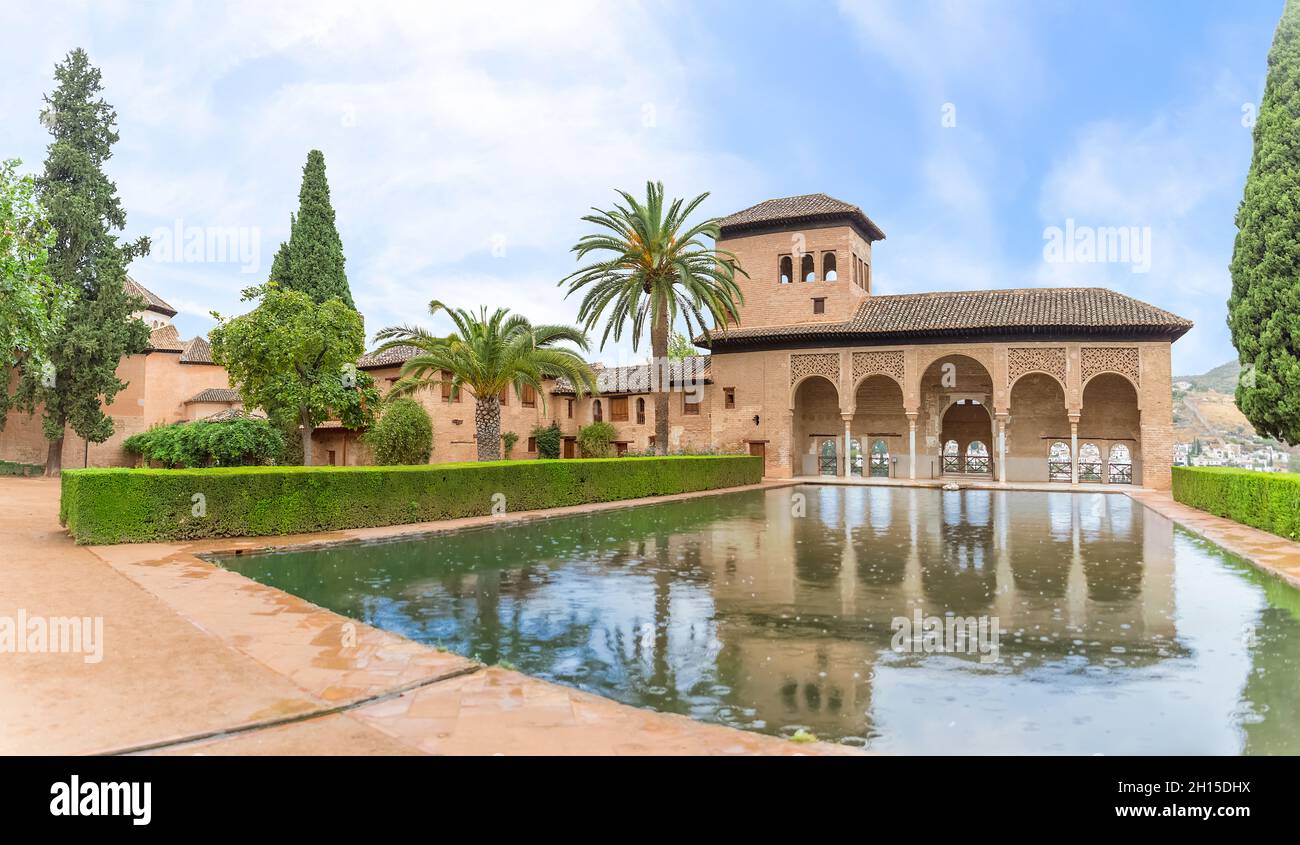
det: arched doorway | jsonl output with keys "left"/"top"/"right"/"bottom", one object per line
{"left": 919, "top": 353, "right": 994, "bottom": 478}
{"left": 1008, "top": 372, "right": 1070, "bottom": 482}
{"left": 792, "top": 376, "right": 841, "bottom": 476}
{"left": 939, "top": 400, "right": 994, "bottom": 476}
{"left": 851, "top": 373, "right": 907, "bottom": 479}
{"left": 1080, "top": 373, "right": 1141, "bottom": 484}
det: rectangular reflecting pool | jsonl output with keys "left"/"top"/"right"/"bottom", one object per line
{"left": 216, "top": 486, "right": 1300, "bottom": 754}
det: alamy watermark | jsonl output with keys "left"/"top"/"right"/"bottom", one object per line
{"left": 150, "top": 219, "right": 261, "bottom": 273}
{"left": 891, "top": 609, "right": 1001, "bottom": 663}
{"left": 1043, "top": 219, "right": 1151, "bottom": 273}
{"left": 1, "top": 609, "right": 104, "bottom": 664}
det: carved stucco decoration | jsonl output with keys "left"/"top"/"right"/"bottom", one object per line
{"left": 790, "top": 352, "right": 840, "bottom": 387}
{"left": 1007, "top": 347, "right": 1067, "bottom": 387}
{"left": 852, "top": 350, "right": 905, "bottom": 385}
{"left": 1081, "top": 346, "right": 1140, "bottom": 386}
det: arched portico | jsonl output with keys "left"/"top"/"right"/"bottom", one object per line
{"left": 916, "top": 354, "right": 995, "bottom": 479}
{"left": 792, "top": 375, "right": 842, "bottom": 476}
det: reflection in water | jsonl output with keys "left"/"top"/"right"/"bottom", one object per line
{"left": 221, "top": 486, "right": 1300, "bottom": 754}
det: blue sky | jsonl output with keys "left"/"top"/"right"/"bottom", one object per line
{"left": 1, "top": 0, "right": 1284, "bottom": 374}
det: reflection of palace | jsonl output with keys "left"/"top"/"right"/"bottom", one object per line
{"left": 690, "top": 487, "right": 1180, "bottom": 741}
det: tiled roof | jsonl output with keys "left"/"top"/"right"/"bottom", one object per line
{"left": 124, "top": 275, "right": 177, "bottom": 317}
{"left": 552, "top": 356, "right": 711, "bottom": 396}
{"left": 699, "top": 288, "right": 1193, "bottom": 347}
{"left": 186, "top": 387, "right": 241, "bottom": 404}
{"left": 179, "top": 335, "right": 214, "bottom": 364}
{"left": 719, "top": 193, "right": 886, "bottom": 241}
{"left": 203, "top": 408, "right": 265, "bottom": 422}
{"left": 147, "top": 323, "right": 186, "bottom": 351}
{"left": 358, "top": 344, "right": 422, "bottom": 369}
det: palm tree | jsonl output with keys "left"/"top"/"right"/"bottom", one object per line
{"left": 560, "top": 181, "right": 745, "bottom": 455}
{"left": 374, "top": 302, "right": 595, "bottom": 461}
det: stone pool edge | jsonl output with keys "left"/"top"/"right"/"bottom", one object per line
{"left": 82, "top": 479, "right": 858, "bottom": 756}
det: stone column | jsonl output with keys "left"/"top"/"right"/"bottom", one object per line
{"left": 842, "top": 413, "right": 853, "bottom": 478}
{"left": 1069, "top": 413, "right": 1080, "bottom": 485}
{"left": 907, "top": 412, "right": 919, "bottom": 480}
{"left": 995, "top": 412, "right": 1009, "bottom": 484}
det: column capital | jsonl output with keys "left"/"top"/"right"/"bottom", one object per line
{"left": 840, "top": 412, "right": 854, "bottom": 423}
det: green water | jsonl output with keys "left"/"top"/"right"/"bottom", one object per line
{"left": 219, "top": 486, "right": 1300, "bottom": 753}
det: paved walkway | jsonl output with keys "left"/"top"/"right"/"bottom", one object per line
{"left": 0, "top": 477, "right": 846, "bottom": 756}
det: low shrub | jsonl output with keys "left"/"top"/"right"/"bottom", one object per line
{"left": 502, "top": 431, "right": 519, "bottom": 459}
{"left": 122, "top": 417, "right": 284, "bottom": 468}
{"left": 531, "top": 422, "right": 561, "bottom": 459}
{"left": 1171, "top": 466, "right": 1300, "bottom": 541}
{"left": 0, "top": 460, "right": 43, "bottom": 476}
{"left": 363, "top": 398, "right": 433, "bottom": 465}
{"left": 576, "top": 421, "right": 617, "bottom": 458}
{"left": 60, "top": 455, "right": 763, "bottom": 544}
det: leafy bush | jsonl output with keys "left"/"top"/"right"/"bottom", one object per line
{"left": 363, "top": 399, "right": 433, "bottom": 465}
{"left": 60, "top": 455, "right": 763, "bottom": 544}
{"left": 531, "top": 422, "right": 562, "bottom": 459}
{"left": 502, "top": 431, "right": 519, "bottom": 459}
{"left": 576, "top": 421, "right": 617, "bottom": 457}
{"left": 1172, "top": 466, "right": 1300, "bottom": 541}
{"left": 122, "top": 417, "right": 284, "bottom": 468}
{"left": 0, "top": 460, "right": 43, "bottom": 476}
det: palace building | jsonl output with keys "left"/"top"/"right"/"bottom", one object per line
{"left": 0, "top": 193, "right": 1192, "bottom": 489}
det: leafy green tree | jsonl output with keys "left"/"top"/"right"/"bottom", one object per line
{"left": 0, "top": 157, "right": 67, "bottom": 426}
{"left": 1229, "top": 0, "right": 1300, "bottom": 445}
{"left": 561, "top": 181, "right": 744, "bottom": 454}
{"left": 123, "top": 416, "right": 284, "bottom": 467}
{"left": 364, "top": 398, "right": 433, "bottom": 465}
{"left": 10, "top": 49, "right": 150, "bottom": 475}
{"left": 267, "top": 149, "right": 355, "bottom": 309}
{"left": 209, "top": 283, "right": 378, "bottom": 465}
{"left": 667, "top": 330, "right": 696, "bottom": 360}
{"left": 531, "top": 421, "right": 562, "bottom": 459}
{"left": 577, "top": 421, "right": 617, "bottom": 457}
{"left": 375, "top": 301, "right": 595, "bottom": 461}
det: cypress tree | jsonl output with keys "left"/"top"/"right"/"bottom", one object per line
{"left": 13, "top": 48, "right": 149, "bottom": 475}
{"left": 272, "top": 150, "right": 354, "bottom": 309}
{"left": 1228, "top": 0, "right": 1300, "bottom": 445}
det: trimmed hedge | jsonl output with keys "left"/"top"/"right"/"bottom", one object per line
{"left": 60, "top": 455, "right": 762, "bottom": 544}
{"left": 1171, "top": 466, "right": 1300, "bottom": 541}
{"left": 0, "top": 460, "right": 43, "bottom": 477}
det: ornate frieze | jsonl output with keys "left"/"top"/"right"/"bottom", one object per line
{"left": 1007, "top": 346, "right": 1066, "bottom": 386}
{"left": 790, "top": 352, "right": 840, "bottom": 386}
{"left": 1081, "top": 346, "right": 1140, "bottom": 385}
{"left": 852, "top": 350, "right": 905, "bottom": 385}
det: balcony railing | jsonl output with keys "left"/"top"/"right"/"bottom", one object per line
{"left": 1108, "top": 462, "right": 1132, "bottom": 484}
{"left": 869, "top": 455, "right": 890, "bottom": 477}
{"left": 1078, "top": 461, "right": 1103, "bottom": 482}
{"left": 1048, "top": 460, "right": 1072, "bottom": 482}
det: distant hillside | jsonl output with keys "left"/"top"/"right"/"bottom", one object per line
{"left": 1174, "top": 360, "right": 1241, "bottom": 394}
{"left": 1172, "top": 359, "right": 1297, "bottom": 454}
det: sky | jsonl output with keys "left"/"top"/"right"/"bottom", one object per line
{"left": 0, "top": 0, "right": 1285, "bottom": 375}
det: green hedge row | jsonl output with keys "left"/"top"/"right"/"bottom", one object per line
{"left": 0, "top": 460, "right": 43, "bottom": 477}
{"left": 60, "top": 455, "right": 762, "bottom": 544}
{"left": 1171, "top": 466, "right": 1300, "bottom": 541}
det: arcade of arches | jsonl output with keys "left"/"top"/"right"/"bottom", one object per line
{"left": 774, "top": 343, "right": 1166, "bottom": 487}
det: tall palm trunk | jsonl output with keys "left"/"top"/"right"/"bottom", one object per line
{"left": 652, "top": 299, "right": 669, "bottom": 456}
{"left": 475, "top": 395, "right": 502, "bottom": 461}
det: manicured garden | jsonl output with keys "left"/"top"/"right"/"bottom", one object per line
{"left": 1172, "top": 465, "right": 1300, "bottom": 541}
{"left": 59, "top": 455, "right": 762, "bottom": 544}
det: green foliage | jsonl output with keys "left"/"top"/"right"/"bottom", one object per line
{"left": 59, "top": 455, "right": 764, "bottom": 544}
{"left": 122, "top": 417, "right": 284, "bottom": 468}
{"left": 0, "top": 460, "right": 44, "bottom": 476}
{"left": 375, "top": 301, "right": 595, "bottom": 461}
{"left": 0, "top": 158, "right": 65, "bottom": 412}
{"left": 502, "top": 431, "right": 519, "bottom": 459}
{"left": 209, "top": 283, "right": 378, "bottom": 464}
{"left": 1228, "top": 2, "right": 1300, "bottom": 445}
{"left": 667, "top": 331, "right": 695, "bottom": 360}
{"left": 560, "top": 181, "right": 745, "bottom": 454}
{"left": 576, "top": 421, "right": 617, "bottom": 457}
{"left": 10, "top": 49, "right": 151, "bottom": 467}
{"left": 531, "top": 421, "right": 562, "bottom": 459}
{"left": 268, "top": 150, "right": 354, "bottom": 309}
{"left": 1172, "top": 466, "right": 1300, "bottom": 541}
{"left": 364, "top": 398, "right": 433, "bottom": 465}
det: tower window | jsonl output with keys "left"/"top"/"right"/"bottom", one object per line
{"left": 801, "top": 253, "right": 815, "bottom": 282}
{"left": 823, "top": 252, "right": 837, "bottom": 282}
{"left": 813, "top": 298, "right": 826, "bottom": 314}
{"left": 779, "top": 255, "right": 792, "bottom": 284}
{"left": 724, "top": 387, "right": 736, "bottom": 409}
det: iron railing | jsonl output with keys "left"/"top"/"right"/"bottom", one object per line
{"left": 870, "top": 455, "right": 890, "bottom": 477}
{"left": 1048, "top": 460, "right": 1072, "bottom": 482}
{"left": 1108, "top": 462, "right": 1132, "bottom": 484}
{"left": 964, "top": 455, "right": 991, "bottom": 474}
{"left": 819, "top": 454, "right": 838, "bottom": 475}
{"left": 1078, "top": 461, "right": 1103, "bottom": 482}
{"left": 942, "top": 455, "right": 961, "bottom": 473}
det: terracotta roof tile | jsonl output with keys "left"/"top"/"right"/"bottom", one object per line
{"left": 552, "top": 356, "right": 711, "bottom": 395}
{"left": 179, "top": 335, "right": 214, "bottom": 364}
{"left": 125, "top": 275, "right": 177, "bottom": 317}
{"left": 358, "top": 344, "right": 422, "bottom": 369}
{"left": 700, "top": 287, "right": 1193, "bottom": 346}
{"left": 147, "top": 323, "right": 186, "bottom": 351}
{"left": 719, "top": 193, "right": 886, "bottom": 241}
{"left": 186, "top": 387, "right": 241, "bottom": 404}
